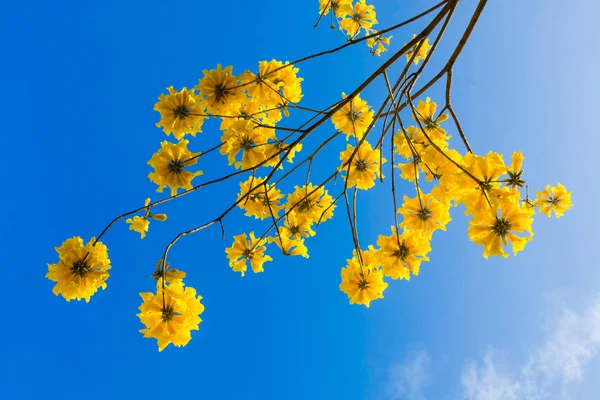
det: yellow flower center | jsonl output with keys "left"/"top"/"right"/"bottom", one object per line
{"left": 168, "top": 159, "right": 185, "bottom": 174}
{"left": 491, "top": 216, "right": 511, "bottom": 238}
{"left": 354, "top": 158, "right": 368, "bottom": 172}
{"left": 417, "top": 207, "right": 433, "bottom": 221}
{"left": 357, "top": 276, "right": 370, "bottom": 290}
{"left": 213, "top": 83, "right": 229, "bottom": 103}
{"left": 242, "top": 248, "right": 254, "bottom": 259}
{"left": 298, "top": 198, "right": 316, "bottom": 213}
{"left": 71, "top": 259, "right": 91, "bottom": 277}
{"left": 392, "top": 243, "right": 410, "bottom": 261}
{"left": 161, "top": 305, "right": 179, "bottom": 322}
{"left": 172, "top": 104, "right": 191, "bottom": 120}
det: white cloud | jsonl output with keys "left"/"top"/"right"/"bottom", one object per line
{"left": 461, "top": 296, "right": 600, "bottom": 400}
{"left": 387, "top": 349, "right": 431, "bottom": 400}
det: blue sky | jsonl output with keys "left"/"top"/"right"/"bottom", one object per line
{"left": 1, "top": 0, "right": 599, "bottom": 399}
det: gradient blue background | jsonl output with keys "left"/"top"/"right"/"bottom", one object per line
{"left": 0, "top": 0, "right": 598, "bottom": 399}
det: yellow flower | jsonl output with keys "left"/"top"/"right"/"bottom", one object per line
{"left": 405, "top": 34, "right": 432, "bottom": 65}
{"left": 46, "top": 236, "right": 111, "bottom": 302}
{"left": 154, "top": 86, "right": 206, "bottom": 140}
{"left": 468, "top": 197, "right": 534, "bottom": 258}
{"left": 196, "top": 64, "right": 244, "bottom": 115}
{"left": 534, "top": 183, "right": 573, "bottom": 218}
{"left": 137, "top": 278, "right": 204, "bottom": 352}
{"left": 148, "top": 140, "right": 203, "bottom": 196}
{"left": 218, "top": 98, "right": 282, "bottom": 131}
{"left": 331, "top": 92, "right": 374, "bottom": 139}
{"left": 460, "top": 152, "right": 507, "bottom": 215}
{"left": 412, "top": 97, "right": 449, "bottom": 140}
{"left": 225, "top": 232, "right": 273, "bottom": 276}
{"left": 236, "top": 176, "right": 285, "bottom": 220}
{"left": 339, "top": 140, "right": 386, "bottom": 190}
{"left": 243, "top": 60, "right": 286, "bottom": 108}
{"left": 398, "top": 192, "right": 451, "bottom": 236}
{"left": 505, "top": 151, "right": 525, "bottom": 189}
{"left": 376, "top": 227, "right": 431, "bottom": 280}
{"left": 339, "top": 0, "right": 377, "bottom": 38}
{"left": 281, "top": 210, "right": 315, "bottom": 238}
{"left": 268, "top": 61, "right": 304, "bottom": 104}
{"left": 268, "top": 234, "right": 309, "bottom": 258}
{"left": 220, "top": 120, "right": 274, "bottom": 170}
{"left": 286, "top": 184, "right": 336, "bottom": 224}
{"left": 126, "top": 216, "right": 150, "bottom": 239}
{"left": 394, "top": 126, "right": 427, "bottom": 159}
{"left": 150, "top": 260, "right": 186, "bottom": 283}
{"left": 339, "top": 246, "right": 387, "bottom": 307}
{"left": 366, "top": 30, "right": 392, "bottom": 56}
{"left": 318, "top": 0, "right": 352, "bottom": 17}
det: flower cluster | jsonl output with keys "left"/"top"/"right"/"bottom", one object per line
{"left": 339, "top": 96, "right": 572, "bottom": 307}
{"left": 318, "top": 0, "right": 392, "bottom": 56}
{"left": 45, "top": 1, "right": 573, "bottom": 353}
{"left": 137, "top": 276, "right": 204, "bottom": 351}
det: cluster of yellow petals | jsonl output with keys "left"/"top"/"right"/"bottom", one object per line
{"left": 331, "top": 92, "right": 374, "bottom": 139}
{"left": 154, "top": 87, "right": 206, "bottom": 140}
{"left": 225, "top": 232, "right": 273, "bottom": 276}
{"left": 318, "top": 0, "right": 353, "bottom": 17}
{"left": 126, "top": 198, "right": 168, "bottom": 239}
{"left": 366, "top": 30, "right": 393, "bottom": 56}
{"left": 46, "top": 237, "right": 111, "bottom": 302}
{"left": 339, "top": 246, "right": 388, "bottom": 307}
{"left": 534, "top": 183, "right": 573, "bottom": 218}
{"left": 236, "top": 176, "right": 285, "bottom": 220}
{"left": 398, "top": 191, "right": 451, "bottom": 237}
{"left": 390, "top": 96, "right": 573, "bottom": 260}
{"left": 468, "top": 193, "right": 534, "bottom": 258}
{"left": 148, "top": 139, "right": 203, "bottom": 196}
{"left": 137, "top": 277, "right": 204, "bottom": 352}
{"left": 339, "top": 140, "right": 386, "bottom": 190}
{"left": 405, "top": 34, "right": 432, "bottom": 65}
{"left": 339, "top": 0, "right": 378, "bottom": 38}
{"left": 377, "top": 227, "right": 431, "bottom": 280}
{"left": 318, "top": 1, "right": 391, "bottom": 56}
{"left": 220, "top": 120, "right": 277, "bottom": 170}
{"left": 286, "top": 184, "right": 336, "bottom": 225}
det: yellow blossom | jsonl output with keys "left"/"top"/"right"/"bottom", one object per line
{"left": 505, "top": 151, "right": 526, "bottom": 189}
{"left": 281, "top": 210, "right": 316, "bottom": 238}
{"left": 243, "top": 60, "right": 287, "bottom": 108}
{"left": 460, "top": 151, "right": 507, "bottom": 215}
{"left": 137, "top": 278, "right": 204, "bottom": 352}
{"left": 319, "top": 0, "right": 352, "bottom": 17}
{"left": 126, "top": 216, "right": 150, "bottom": 239}
{"left": 148, "top": 140, "right": 203, "bottom": 196}
{"left": 331, "top": 92, "right": 374, "bottom": 139}
{"left": 339, "top": 140, "right": 386, "bottom": 190}
{"left": 268, "top": 234, "right": 309, "bottom": 258}
{"left": 398, "top": 191, "right": 451, "bottom": 236}
{"left": 154, "top": 86, "right": 206, "bottom": 140}
{"left": 468, "top": 196, "right": 534, "bottom": 258}
{"left": 412, "top": 97, "right": 449, "bottom": 140}
{"left": 225, "top": 232, "right": 273, "bottom": 276}
{"left": 46, "top": 236, "right": 111, "bottom": 302}
{"left": 367, "top": 30, "right": 392, "bottom": 56}
{"left": 534, "top": 183, "right": 573, "bottom": 218}
{"left": 376, "top": 227, "right": 431, "bottom": 280}
{"left": 220, "top": 120, "right": 274, "bottom": 169}
{"left": 405, "top": 34, "right": 432, "bottom": 65}
{"left": 236, "top": 176, "right": 285, "bottom": 220}
{"left": 339, "top": 246, "right": 387, "bottom": 307}
{"left": 286, "top": 184, "right": 335, "bottom": 224}
{"left": 196, "top": 64, "right": 244, "bottom": 115}
{"left": 339, "top": 0, "right": 378, "bottom": 38}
